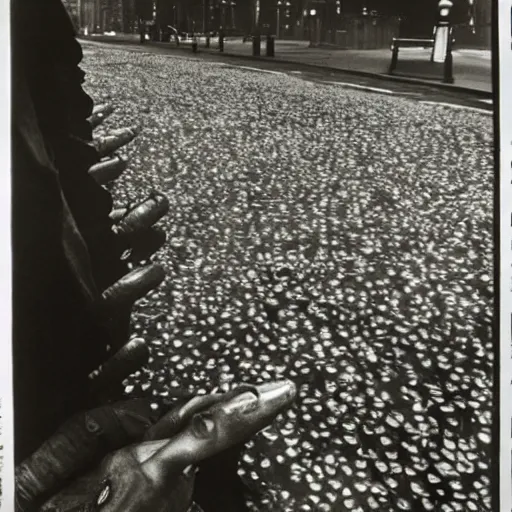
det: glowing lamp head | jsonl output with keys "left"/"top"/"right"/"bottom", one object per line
{"left": 437, "top": 0, "right": 453, "bottom": 22}
{"left": 438, "top": 0, "right": 453, "bottom": 13}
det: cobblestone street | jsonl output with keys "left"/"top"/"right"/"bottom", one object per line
{"left": 82, "top": 43, "right": 494, "bottom": 512}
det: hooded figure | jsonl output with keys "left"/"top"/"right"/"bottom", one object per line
{"left": 11, "top": 0, "right": 119, "bottom": 463}
{"left": 11, "top": 3, "right": 260, "bottom": 511}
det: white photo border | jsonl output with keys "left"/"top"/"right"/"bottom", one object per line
{"left": 0, "top": 1, "right": 510, "bottom": 511}
{"left": 0, "top": 0, "right": 13, "bottom": 509}
{"left": 499, "top": 0, "right": 512, "bottom": 509}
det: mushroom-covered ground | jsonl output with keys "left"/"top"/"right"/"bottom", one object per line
{"left": 82, "top": 44, "right": 494, "bottom": 512}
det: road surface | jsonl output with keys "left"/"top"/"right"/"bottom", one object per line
{"left": 82, "top": 42, "right": 494, "bottom": 512}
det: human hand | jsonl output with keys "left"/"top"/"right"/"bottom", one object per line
{"left": 39, "top": 380, "right": 296, "bottom": 512}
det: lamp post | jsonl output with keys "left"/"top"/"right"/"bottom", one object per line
{"left": 276, "top": 1, "right": 282, "bottom": 39}
{"left": 437, "top": 0, "right": 453, "bottom": 21}
{"left": 220, "top": 0, "right": 226, "bottom": 29}
{"left": 309, "top": 8, "right": 319, "bottom": 47}
{"left": 467, "top": 0, "right": 476, "bottom": 37}
{"left": 432, "top": 0, "right": 454, "bottom": 83}
{"left": 139, "top": 16, "right": 145, "bottom": 43}
{"left": 230, "top": 0, "right": 236, "bottom": 29}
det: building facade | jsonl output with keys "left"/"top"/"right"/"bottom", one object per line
{"left": 62, "top": 0, "right": 491, "bottom": 47}
{"left": 361, "top": 0, "right": 491, "bottom": 46}
{"left": 64, "top": 0, "right": 137, "bottom": 33}
{"left": 62, "top": 0, "right": 82, "bottom": 29}
{"left": 154, "top": 0, "right": 250, "bottom": 34}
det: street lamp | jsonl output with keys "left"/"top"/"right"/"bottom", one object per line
{"left": 468, "top": 0, "right": 476, "bottom": 34}
{"left": 432, "top": 0, "right": 454, "bottom": 83}
{"left": 309, "top": 9, "right": 319, "bottom": 47}
{"left": 438, "top": 0, "right": 453, "bottom": 22}
{"left": 276, "top": 0, "right": 282, "bottom": 38}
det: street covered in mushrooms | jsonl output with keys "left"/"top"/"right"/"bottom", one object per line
{"left": 82, "top": 44, "right": 494, "bottom": 512}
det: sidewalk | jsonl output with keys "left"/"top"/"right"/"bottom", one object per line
{"left": 82, "top": 34, "right": 492, "bottom": 94}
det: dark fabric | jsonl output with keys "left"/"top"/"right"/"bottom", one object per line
{"left": 53, "top": 135, "right": 131, "bottom": 305}
{"left": 11, "top": 0, "right": 130, "bottom": 461}
{"left": 11, "top": 76, "right": 110, "bottom": 462}
{"left": 12, "top": 0, "right": 91, "bottom": 139}
{"left": 13, "top": 0, "right": 129, "bottom": 292}
{"left": 12, "top": 3, "right": 249, "bottom": 510}
{"left": 16, "top": 399, "right": 159, "bottom": 511}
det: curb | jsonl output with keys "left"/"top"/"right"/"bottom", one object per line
{"left": 80, "top": 38, "right": 492, "bottom": 99}
{"left": 218, "top": 51, "right": 492, "bottom": 99}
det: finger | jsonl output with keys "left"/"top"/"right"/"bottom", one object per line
{"left": 145, "top": 380, "right": 297, "bottom": 477}
{"left": 94, "top": 126, "right": 140, "bottom": 158}
{"left": 39, "top": 442, "right": 195, "bottom": 512}
{"left": 101, "top": 264, "right": 166, "bottom": 312}
{"left": 109, "top": 207, "right": 128, "bottom": 223}
{"left": 16, "top": 399, "right": 157, "bottom": 510}
{"left": 88, "top": 154, "right": 128, "bottom": 185}
{"left": 89, "top": 338, "right": 149, "bottom": 397}
{"left": 112, "top": 193, "right": 169, "bottom": 239}
{"left": 144, "top": 393, "right": 225, "bottom": 442}
{"left": 129, "top": 438, "right": 169, "bottom": 464}
{"left": 89, "top": 104, "right": 115, "bottom": 128}
{"left": 121, "top": 227, "right": 167, "bottom": 264}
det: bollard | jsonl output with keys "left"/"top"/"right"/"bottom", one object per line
{"left": 253, "top": 34, "right": 261, "bottom": 56}
{"left": 205, "top": 34, "right": 210, "bottom": 48}
{"left": 388, "top": 40, "right": 399, "bottom": 74}
{"left": 192, "top": 36, "right": 198, "bottom": 53}
{"left": 266, "top": 35, "right": 275, "bottom": 57}
{"left": 219, "top": 31, "right": 224, "bottom": 52}
{"left": 443, "top": 31, "right": 454, "bottom": 84}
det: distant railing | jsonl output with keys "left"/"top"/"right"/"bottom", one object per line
{"left": 388, "top": 34, "right": 455, "bottom": 84}
{"left": 390, "top": 38, "right": 434, "bottom": 51}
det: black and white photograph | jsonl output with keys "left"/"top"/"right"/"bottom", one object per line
{"left": 4, "top": 0, "right": 507, "bottom": 511}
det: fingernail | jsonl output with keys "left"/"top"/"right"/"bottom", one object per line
{"left": 183, "top": 465, "right": 198, "bottom": 477}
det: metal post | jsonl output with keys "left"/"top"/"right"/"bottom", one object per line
{"left": 388, "top": 40, "right": 398, "bottom": 73}
{"left": 430, "top": 26, "right": 436, "bottom": 62}
{"left": 219, "top": 29, "right": 224, "bottom": 51}
{"left": 443, "top": 28, "right": 454, "bottom": 83}
{"left": 139, "top": 16, "right": 145, "bottom": 44}
{"left": 276, "top": 5, "right": 280, "bottom": 39}
{"left": 203, "top": 0, "right": 207, "bottom": 34}
{"left": 266, "top": 34, "right": 275, "bottom": 56}
{"left": 253, "top": 33, "right": 261, "bottom": 55}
